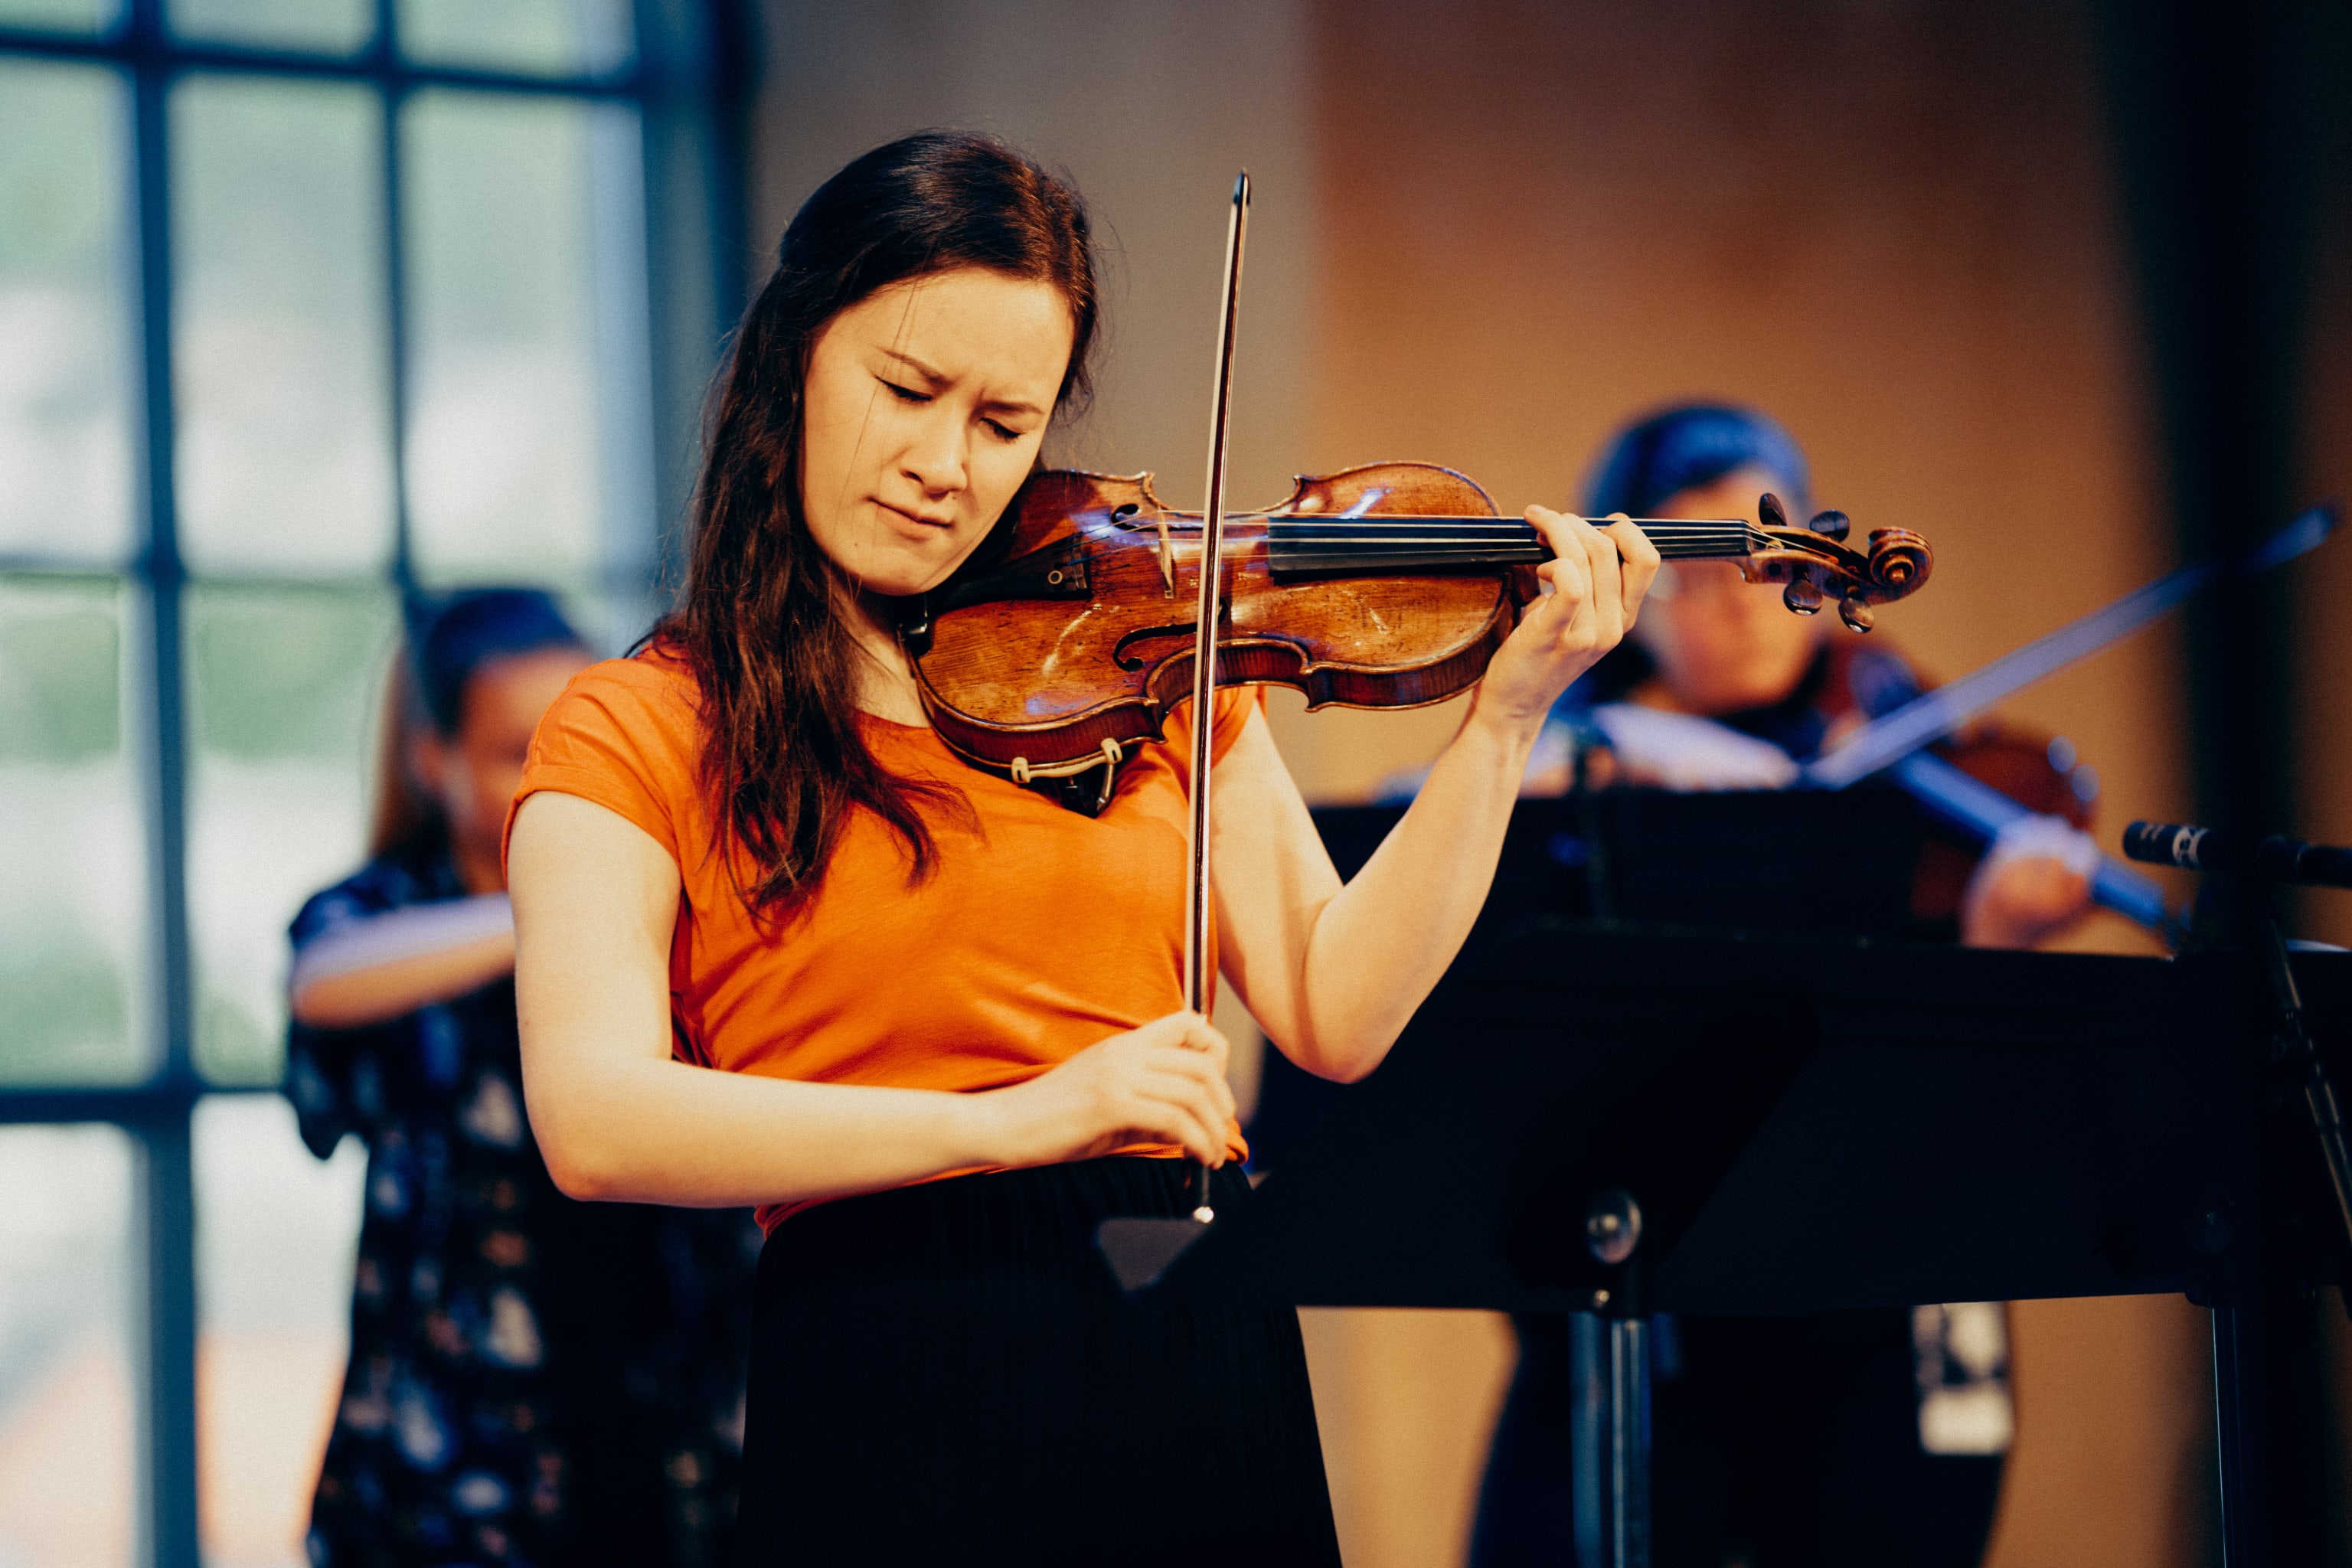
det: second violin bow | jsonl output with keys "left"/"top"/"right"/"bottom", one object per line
{"left": 1801, "top": 503, "right": 2337, "bottom": 790}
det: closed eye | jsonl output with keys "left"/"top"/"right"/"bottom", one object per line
{"left": 880, "top": 379, "right": 931, "bottom": 404}
{"left": 983, "top": 418, "right": 1022, "bottom": 443}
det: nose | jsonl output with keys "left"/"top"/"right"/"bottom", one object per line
{"left": 900, "top": 404, "right": 969, "bottom": 500}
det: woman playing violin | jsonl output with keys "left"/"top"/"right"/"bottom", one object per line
{"left": 1470, "top": 403, "right": 2099, "bottom": 1568}
{"left": 1531, "top": 403, "right": 2099, "bottom": 949}
{"left": 503, "top": 129, "right": 1658, "bottom": 1562}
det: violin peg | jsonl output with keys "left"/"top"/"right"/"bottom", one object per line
{"left": 1759, "top": 492, "right": 1789, "bottom": 531}
{"left": 1807, "top": 508, "right": 1851, "bottom": 541}
{"left": 1782, "top": 578, "right": 1823, "bottom": 616}
{"left": 1838, "top": 596, "right": 1875, "bottom": 633}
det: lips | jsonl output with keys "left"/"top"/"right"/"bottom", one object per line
{"left": 878, "top": 500, "right": 956, "bottom": 531}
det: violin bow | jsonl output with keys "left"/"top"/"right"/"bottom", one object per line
{"left": 1093, "top": 175, "right": 1250, "bottom": 1285}
{"left": 1801, "top": 502, "right": 2338, "bottom": 791}
{"left": 1178, "top": 172, "right": 1250, "bottom": 1225}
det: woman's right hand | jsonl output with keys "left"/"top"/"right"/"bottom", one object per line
{"left": 980, "top": 1011, "right": 1236, "bottom": 1170}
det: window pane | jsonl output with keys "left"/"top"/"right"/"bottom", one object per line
{"left": 174, "top": 74, "right": 394, "bottom": 577}
{"left": 170, "top": 0, "right": 373, "bottom": 55}
{"left": 188, "top": 582, "right": 397, "bottom": 1085}
{"left": 195, "top": 1093, "right": 363, "bottom": 1566}
{"left": 0, "top": 575, "right": 150, "bottom": 1085}
{"left": 0, "top": 1123, "right": 136, "bottom": 1568}
{"left": 401, "top": 91, "right": 653, "bottom": 595}
{"left": 0, "top": 0, "right": 122, "bottom": 34}
{"left": 0, "top": 60, "right": 135, "bottom": 566}
{"left": 397, "top": 0, "right": 632, "bottom": 77}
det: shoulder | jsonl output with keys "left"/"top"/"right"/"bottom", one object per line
{"left": 514, "top": 643, "right": 708, "bottom": 865}
{"left": 557, "top": 643, "right": 701, "bottom": 722}
{"left": 535, "top": 645, "right": 704, "bottom": 766}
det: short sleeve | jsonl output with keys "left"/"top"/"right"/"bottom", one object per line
{"left": 1208, "top": 687, "right": 1261, "bottom": 765}
{"left": 504, "top": 652, "right": 703, "bottom": 871}
{"left": 281, "top": 862, "right": 415, "bottom": 1160}
{"left": 1153, "top": 688, "right": 1265, "bottom": 795}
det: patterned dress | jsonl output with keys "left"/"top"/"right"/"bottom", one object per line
{"left": 284, "top": 841, "right": 760, "bottom": 1568}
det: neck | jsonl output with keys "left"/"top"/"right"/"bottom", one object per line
{"left": 844, "top": 585, "right": 929, "bottom": 725}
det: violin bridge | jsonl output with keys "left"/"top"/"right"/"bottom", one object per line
{"left": 1155, "top": 514, "right": 1177, "bottom": 597}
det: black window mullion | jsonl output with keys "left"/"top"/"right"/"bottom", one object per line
{"left": 122, "top": 0, "right": 201, "bottom": 1557}
{"left": 380, "top": 24, "right": 415, "bottom": 592}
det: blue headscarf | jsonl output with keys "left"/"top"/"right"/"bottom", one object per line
{"left": 403, "top": 588, "right": 586, "bottom": 736}
{"left": 1579, "top": 403, "right": 1809, "bottom": 518}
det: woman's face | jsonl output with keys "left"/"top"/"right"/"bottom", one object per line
{"left": 416, "top": 645, "right": 593, "bottom": 884}
{"left": 799, "top": 266, "right": 1076, "bottom": 599}
{"left": 1629, "top": 465, "right": 1828, "bottom": 716}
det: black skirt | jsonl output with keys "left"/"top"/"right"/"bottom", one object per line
{"left": 736, "top": 1157, "right": 1340, "bottom": 1567}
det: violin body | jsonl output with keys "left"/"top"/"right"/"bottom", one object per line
{"left": 906, "top": 459, "right": 1932, "bottom": 780}
{"left": 908, "top": 462, "right": 1516, "bottom": 778}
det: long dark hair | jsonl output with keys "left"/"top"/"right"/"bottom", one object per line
{"left": 661, "top": 130, "right": 1100, "bottom": 920}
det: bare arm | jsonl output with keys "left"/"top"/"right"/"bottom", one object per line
{"left": 1214, "top": 510, "right": 1658, "bottom": 1083}
{"left": 289, "top": 896, "right": 518, "bottom": 1029}
{"left": 508, "top": 790, "right": 1236, "bottom": 1207}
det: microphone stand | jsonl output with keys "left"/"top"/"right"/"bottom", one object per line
{"left": 2203, "top": 906, "right": 2352, "bottom": 1568}
{"left": 2128, "top": 825, "right": 2352, "bottom": 1566}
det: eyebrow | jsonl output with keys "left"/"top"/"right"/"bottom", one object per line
{"left": 877, "top": 347, "right": 1047, "bottom": 420}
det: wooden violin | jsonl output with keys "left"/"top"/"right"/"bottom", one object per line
{"left": 905, "top": 459, "right": 1933, "bottom": 783}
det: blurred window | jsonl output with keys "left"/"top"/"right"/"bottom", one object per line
{"left": 192, "top": 1094, "right": 364, "bottom": 1566}
{"left": 0, "top": 0, "right": 123, "bottom": 36}
{"left": 168, "top": 0, "right": 371, "bottom": 55}
{"left": 0, "top": 2, "right": 734, "bottom": 1561}
{"left": 188, "top": 583, "right": 398, "bottom": 1086}
{"left": 402, "top": 89, "right": 651, "bottom": 593}
{"left": 0, "top": 1124, "right": 137, "bottom": 1568}
{"left": 0, "top": 57, "right": 136, "bottom": 565}
{"left": 398, "top": 0, "right": 633, "bottom": 79}
{"left": 172, "top": 73, "right": 394, "bottom": 577}
{"left": 0, "top": 577, "right": 149, "bottom": 1085}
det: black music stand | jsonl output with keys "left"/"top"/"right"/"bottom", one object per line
{"left": 1111, "top": 925, "right": 2343, "bottom": 1568}
{"left": 1250, "top": 790, "right": 1935, "bottom": 1169}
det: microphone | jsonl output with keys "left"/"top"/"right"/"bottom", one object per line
{"left": 2122, "top": 822, "right": 2352, "bottom": 889}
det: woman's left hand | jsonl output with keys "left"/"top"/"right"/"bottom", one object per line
{"left": 1473, "top": 508, "right": 1661, "bottom": 736}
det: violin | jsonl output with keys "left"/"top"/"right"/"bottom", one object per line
{"left": 905, "top": 460, "right": 1933, "bottom": 784}
{"left": 1057, "top": 172, "right": 1922, "bottom": 1243}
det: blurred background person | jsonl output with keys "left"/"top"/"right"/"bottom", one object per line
{"left": 282, "top": 589, "right": 759, "bottom": 1568}
{"left": 1466, "top": 404, "right": 2102, "bottom": 1568}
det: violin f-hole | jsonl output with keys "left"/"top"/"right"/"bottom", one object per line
{"left": 1113, "top": 622, "right": 1199, "bottom": 671}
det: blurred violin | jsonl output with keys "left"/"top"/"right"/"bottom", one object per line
{"left": 905, "top": 460, "right": 1932, "bottom": 783}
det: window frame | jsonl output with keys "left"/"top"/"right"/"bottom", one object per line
{"left": 0, "top": 2, "right": 745, "bottom": 1561}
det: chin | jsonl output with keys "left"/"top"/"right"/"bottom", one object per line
{"left": 850, "top": 544, "right": 967, "bottom": 599}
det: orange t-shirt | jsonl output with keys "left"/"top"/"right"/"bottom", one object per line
{"left": 508, "top": 645, "right": 1253, "bottom": 1231}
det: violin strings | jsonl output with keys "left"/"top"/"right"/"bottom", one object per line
{"left": 1259, "top": 517, "right": 1759, "bottom": 564}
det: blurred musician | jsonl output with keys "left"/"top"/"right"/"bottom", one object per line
{"left": 283, "top": 590, "right": 757, "bottom": 1568}
{"left": 1468, "top": 405, "right": 2099, "bottom": 1568}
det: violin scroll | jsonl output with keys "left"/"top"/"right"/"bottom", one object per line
{"left": 1740, "top": 492, "right": 1932, "bottom": 634}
